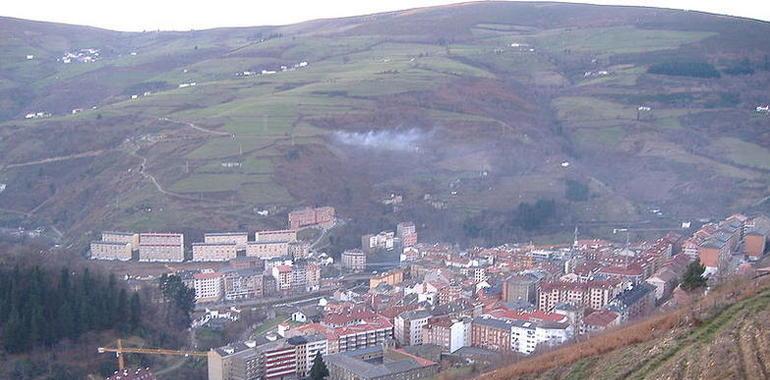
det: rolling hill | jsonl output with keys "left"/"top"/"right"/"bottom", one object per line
{"left": 484, "top": 274, "right": 770, "bottom": 380}
{"left": 1, "top": 2, "right": 769, "bottom": 246}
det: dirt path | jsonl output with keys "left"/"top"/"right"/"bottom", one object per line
{"left": 2, "top": 149, "right": 108, "bottom": 170}
{"left": 159, "top": 117, "right": 233, "bottom": 137}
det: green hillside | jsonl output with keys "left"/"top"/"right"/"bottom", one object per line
{"left": 0, "top": 2, "right": 769, "bottom": 245}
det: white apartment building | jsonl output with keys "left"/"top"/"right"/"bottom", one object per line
{"left": 395, "top": 310, "right": 431, "bottom": 346}
{"left": 90, "top": 241, "right": 132, "bottom": 261}
{"left": 139, "top": 233, "right": 184, "bottom": 262}
{"left": 255, "top": 229, "right": 297, "bottom": 243}
{"left": 192, "top": 242, "right": 238, "bottom": 262}
{"left": 510, "top": 320, "right": 573, "bottom": 355}
{"left": 102, "top": 231, "right": 140, "bottom": 251}
{"left": 204, "top": 232, "right": 248, "bottom": 251}
{"left": 246, "top": 241, "right": 289, "bottom": 258}
{"left": 449, "top": 319, "right": 472, "bottom": 353}
{"left": 192, "top": 271, "right": 223, "bottom": 303}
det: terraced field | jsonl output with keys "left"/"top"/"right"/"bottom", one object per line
{"left": 0, "top": 2, "right": 769, "bottom": 244}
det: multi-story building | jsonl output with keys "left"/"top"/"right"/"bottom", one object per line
{"left": 210, "top": 337, "right": 326, "bottom": 380}
{"left": 471, "top": 317, "right": 513, "bottom": 351}
{"left": 436, "top": 285, "right": 464, "bottom": 306}
{"left": 208, "top": 341, "right": 261, "bottom": 380}
{"left": 296, "top": 261, "right": 321, "bottom": 292}
{"left": 90, "top": 241, "right": 132, "bottom": 261}
{"left": 538, "top": 280, "right": 621, "bottom": 311}
{"left": 362, "top": 231, "right": 396, "bottom": 253}
{"left": 287, "top": 335, "right": 327, "bottom": 378}
{"left": 288, "top": 207, "right": 335, "bottom": 230}
{"left": 397, "top": 222, "right": 418, "bottom": 247}
{"left": 101, "top": 231, "right": 140, "bottom": 251}
{"left": 502, "top": 273, "right": 539, "bottom": 305}
{"left": 288, "top": 241, "right": 311, "bottom": 260}
{"left": 369, "top": 269, "right": 404, "bottom": 289}
{"left": 698, "top": 235, "right": 731, "bottom": 274}
{"left": 608, "top": 283, "right": 655, "bottom": 322}
{"left": 255, "top": 229, "right": 298, "bottom": 243}
{"left": 222, "top": 268, "right": 263, "bottom": 301}
{"left": 138, "top": 233, "right": 184, "bottom": 262}
{"left": 246, "top": 241, "right": 289, "bottom": 258}
{"left": 581, "top": 310, "right": 621, "bottom": 334}
{"left": 192, "top": 271, "right": 223, "bottom": 303}
{"left": 744, "top": 226, "right": 768, "bottom": 261}
{"left": 394, "top": 310, "right": 431, "bottom": 346}
{"left": 204, "top": 232, "right": 249, "bottom": 251}
{"left": 325, "top": 346, "right": 438, "bottom": 380}
{"left": 272, "top": 265, "right": 294, "bottom": 294}
{"left": 192, "top": 242, "right": 237, "bottom": 262}
{"left": 341, "top": 249, "right": 366, "bottom": 272}
{"left": 511, "top": 320, "right": 573, "bottom": 355}
{"left": 340, "top": 249, "right": 366, "bottom": 272}
{"left": 255, "top": 340, "right": 298, "bottom": 380}
{"left": 421, "top": 317, "right": 471, "bottom": 353}
{"left": 334, "top": 316, "right": 394, "bottom": 353}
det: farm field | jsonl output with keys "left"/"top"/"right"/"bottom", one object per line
{"left": 0, "top": 2, "right": 769, "bottom": 245}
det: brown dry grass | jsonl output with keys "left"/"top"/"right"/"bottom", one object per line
{"left": 482, "top": 275, "right": 770, "bottom": 380}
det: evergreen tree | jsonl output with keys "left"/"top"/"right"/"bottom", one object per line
{"left": 129, "top": 293, "right": 142, "bottom": 332}
{"left": 0, "top": 265, "right": 146, "bottom": 354}
{"left": 309, "top": 353, "right": 329, "bottom": 380}
{"left": 681, "top": 261, "right": 707, "bottom": 290}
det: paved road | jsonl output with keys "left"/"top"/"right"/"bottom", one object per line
{"left": 195, "top": 288, "right": 336, "bottom": 312}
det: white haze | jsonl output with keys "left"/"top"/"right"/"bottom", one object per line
{"left": 332, "top": 129, "right": 428, "bottom": 152}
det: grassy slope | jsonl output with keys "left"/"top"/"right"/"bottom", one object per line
{"left": 0, "top": 2, "right": 769, "bottom": 242}
{"left": 487, "top": 276, "right": 770, "bottom": 380}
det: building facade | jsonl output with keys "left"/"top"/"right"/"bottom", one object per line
{"left": 90, "top": 241, "right": 132, "bottom": 261}
{"left": 247, "top": 241, "right": 289, "bottom": 258}
{"left": 138, "top": 233, "right": 184, "bottom": 262}
{"left": 192, "top": 242, "right": 238, "bottom": 262}
{"left": 341, "top": 249, "right": 366, "bottom": 272}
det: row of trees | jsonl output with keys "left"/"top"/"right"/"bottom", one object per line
{"left": 648, "top": 61, "right": 721, "bottom": 78}
{"left": 0, "top": 266, "right": 142, "bottom": 353}
{"left": 462, "top": 199, "right": 559, "bottom": 243}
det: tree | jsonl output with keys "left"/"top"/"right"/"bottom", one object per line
{"left": 309, "top": 353, "right": 329, "bottom": 380}
{"left": 159, "top": 274, "right": 196, "bottom": 327}
{"left": 129, "top": 293, "right": 142, "bottom": 332}
{"left": 565, "top": 179, "right": 589, "bottom": 202}
{"left": 681, "top": 261, "right": 707, "bottom": 290}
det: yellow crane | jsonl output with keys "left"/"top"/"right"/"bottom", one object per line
{"left": 97, "top": 339, "right": 207, "bottom": 371}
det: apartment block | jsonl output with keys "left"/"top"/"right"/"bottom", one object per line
{"left": 246, "top": 241, "right": 289, "bottom": 259}
{"left": 369, "top": 269, "right": 404, "bottom": 289}
{"left": 397, "top": 221, "right": 418, "bottom": 247}
{"left": 192, "top": 271, "right": 223, "bottom": 303}
{"left": 255, "top": 229, "right": 297, "bottom": 243}
{"left": 138, "top": 233, "right": 184, "bottom": 262}
{"left": 288, "top": 241, "right": 311, "bottom": 260}
{"left": 101, "top": 231, "right": 140, "bottom": 251}
{"left": 90, "top": 241, "right": 132, "bottom": 261}
{"left": 538, "top": 280, "right": 620, "bottom": 311}
{"left": 192, "top": 242, "right": 237, "bottom": 262}
{"left": 222, "top": 268, "right": 263, "bottom": 301}
{"left": 394, "top": 310, "right": 431, "bottom": 346}
{"left": 471, "top": 317, "right": 513, "bottom": 351}
{"left": 288, "top": 207, "right": 335, "bottom": 230}
{"left": 204, "top": 232, "right": 248, "bottom": 251}
{"left": 421, "top": 317, "right": 471, "bottom": 353}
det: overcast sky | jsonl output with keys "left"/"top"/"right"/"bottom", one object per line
{"left": 2, "top": 0, "right": 768, "bottom": 31}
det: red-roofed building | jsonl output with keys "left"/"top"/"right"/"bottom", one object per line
{"left": 581, "top": 310, "right": 620, "bottom": 334}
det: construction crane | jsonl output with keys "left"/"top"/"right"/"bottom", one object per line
{"left": 97, "top": 339, "right": 207, "bottom": 371}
